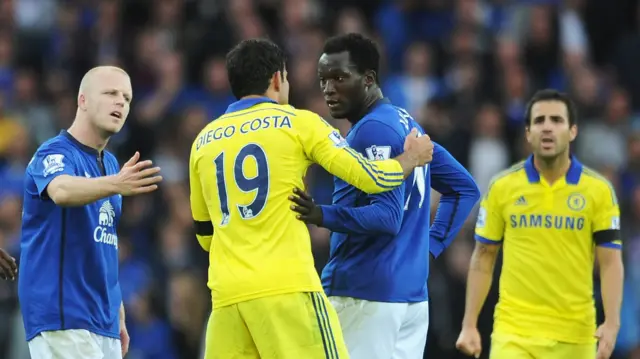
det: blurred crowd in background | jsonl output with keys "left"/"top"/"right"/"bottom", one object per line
{"left": 1, "top": 0, "right": 640, "bottom": 358}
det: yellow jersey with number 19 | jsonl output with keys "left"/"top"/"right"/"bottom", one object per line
{"left": 189, "top": 97, "right": 405, "bottom": 308}
{"left": 475, "top": 155, "right": 621, "bottom": 344}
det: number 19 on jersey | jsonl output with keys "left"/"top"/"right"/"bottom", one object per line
{"left": 213, "top": 143, "right": 270, "bottom": 226}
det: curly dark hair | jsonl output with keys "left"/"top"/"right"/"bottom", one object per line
{"left": 323, "top": 33, "right": 381, "bottom": 84}
{"left": 226, "top": 38, "right": 287, "bottom": 99}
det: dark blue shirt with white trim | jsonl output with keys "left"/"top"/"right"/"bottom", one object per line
{"left": 321, "top": 100, "right": 480, "bottom": 302}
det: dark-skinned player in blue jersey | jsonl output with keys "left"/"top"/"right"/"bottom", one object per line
{"left": 289, "top": 33, "right": 481, "bottom": 359}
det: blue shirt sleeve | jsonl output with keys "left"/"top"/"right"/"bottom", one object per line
{"left": 29, "top": 145, "right": 78, "bottom": 199}
{"left": 429, "top": 142, "right": 480, "bottom": 258}
{"left": 319, "top": 120, "right": 406, "bottom": 236}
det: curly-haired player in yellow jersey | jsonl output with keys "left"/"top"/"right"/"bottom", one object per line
{"left": 456, "top": 89, "right": 624, "bottom": 359}
{"left": 189, "top": 38, "right": 434, "bottom": 359}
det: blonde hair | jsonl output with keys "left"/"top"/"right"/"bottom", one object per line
{"left": 78, "top": 66, "right": 130, "bottom": 98}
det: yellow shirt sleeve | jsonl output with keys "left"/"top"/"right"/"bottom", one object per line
{"left": 297, "top": 111, "right": 404, "bottom": 194}
{"left": 592, "top": 180, "right": 621, "bottom": 248}
{"left": 189, "top": 142, "right": 213, "bottom": 252}
{"left": 475, "top": 180, "right": 505, "bottom": 244}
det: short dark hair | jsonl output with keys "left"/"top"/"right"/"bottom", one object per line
{"left": 225, "top": 38, "right": 287, "bottom": 99}
{"left": 323, "top": 33, "right": 380, "bottom": 84}
{"left": 524, "top": 89, "right": 578, "bottom": 127}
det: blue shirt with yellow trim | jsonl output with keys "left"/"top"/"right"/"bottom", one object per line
{"left": 475, "top": 155, "right": 621, "bottom": 344}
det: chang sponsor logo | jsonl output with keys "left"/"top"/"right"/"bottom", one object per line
{"left": 94, "top": 200, "right": 118, "bottom": 248}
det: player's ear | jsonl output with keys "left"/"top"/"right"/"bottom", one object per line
{"left": 272, "top": 71, "right": 282, "bottom": 92}
{"left": 569, "top": 124, "right": 578, "bottom": 142}
{"left": 78, "top": 94, "right": 87, "bottom": 111}
{"left": 364, "top": 70, "right": 376, "bottom": 88}
{"left": 524, "top": 125, "right": 532, "bottom": 143}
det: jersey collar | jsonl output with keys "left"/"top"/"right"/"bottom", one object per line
{"left": 365, "top": 97, "right": 391, "bottom": 116}
{"left": 349, "top": 97, "right": 391, "bottom": 125}
{"left": 225, "top": 97, "right": 278, "bottom": 114}
{"left": 524, "top": 154, "right": 583, "bottom": 185}
{"left": 61, "top": 130, "right": 101, "bottom": 156}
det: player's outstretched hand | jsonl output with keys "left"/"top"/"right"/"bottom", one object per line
{"left": 288, "top": 188, "right": 323, "bottom": 226}
{"left": 456, "top": 327, "right": 482, "bottom": 358}
{"left": 403, "top": 128, "right": 434, "bottom": 167}
{"left": 0, "top": 248, "right": 17, "bottom": 280}
{"left": 596, "top": 322, "right": 619, "bottom": 359}
{"left": 114, "top": 151, "right": 163, "bottom": 196}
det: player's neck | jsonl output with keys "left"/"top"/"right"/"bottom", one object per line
{"left": 348, "top": 88, "right": 383, "bottom": 124}
{"left": 533, "top": 154, "right": 571, "bottom": 184}
{"left": 243, "top": 94, "right": 277, "bottom": 101}
{"left": 67, "top": 119, "right": 109, "bottom": 153}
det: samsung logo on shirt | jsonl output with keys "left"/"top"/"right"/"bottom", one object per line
{"left": 510, "top": 214, "right": 585, "bottom": 230}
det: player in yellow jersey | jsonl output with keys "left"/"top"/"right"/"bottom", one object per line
{"left": 189, "top": 38, "right": 434, "bottom": 359}
{"left": 455, "top": 89, "right": 624, "bottom": 359}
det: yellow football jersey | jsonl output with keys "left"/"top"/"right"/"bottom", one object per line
{"left": 189, "top": 97, "right": 405, "bottom": 308}
{"left": 475, "top": 156, "right": 621, "bottom": 344}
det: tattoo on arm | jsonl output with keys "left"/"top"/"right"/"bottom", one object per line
{"left": 470, "top": 243, "right": 500, "bottom": 274}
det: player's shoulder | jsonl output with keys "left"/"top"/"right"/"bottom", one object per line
{"left": 272, "top": 103, "right": 301, "bottom": 116}
{"left": 487, "top": 161, "right": 527, "bottom": 193}
{"left": 192, "top": 120, "right": 216, "bottom": 144}
{"left": 36, "top": 133, "right": 73, "bottom": 154}
{"left": 580, "top": 165, "right": 616, "bottom": 195}
{"left": 27, "top": 134, "right": 76, "bottom": 174}
{"left": 191, "top": 116, "right": 224, "bottom": 153}
{"left": 30, "top": 134, "right": 79, "bottom": 171}
{"left": 355, "top": 104, "right": 406, "bottom": 137}
{"left": 285, "top": 107, "right": 334, "bottom": 131}
{"left": 286, "top": 106, "right": 323, "bottom": 122}
{"left": 363, "top": 103, "right": 403, "bottom": 125}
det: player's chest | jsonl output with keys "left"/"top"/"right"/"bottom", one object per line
{"left": 71, "top": 155, "right": 123, "bottom": 221}
{"left": 501, "top": 187, "right": 593, "bottom": 232}
{"left": 73, "top": 155, "right": 115, "bottom": 178}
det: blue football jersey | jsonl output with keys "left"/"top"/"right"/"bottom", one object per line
{"left": 321, "top": 99, "right": 479, "bottom": 303}
{"left": 19, "top": 130, "right": 123, "bottom": 340}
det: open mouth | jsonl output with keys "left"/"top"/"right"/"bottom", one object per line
{"left": 110, "top": 111, "right": 122, "bottom": 119}
{"left": 541, "top": 138, "right": 555, "bottom": 148}
{"left": 326, "top": 99, "right": 340, "bottom": 109}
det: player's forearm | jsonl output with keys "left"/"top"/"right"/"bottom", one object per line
{"left": 120, "top": 302, "right": 125, "bottom": 324}
{"left": 323, "top": 148, "right": 405, "bottom": 194}
{"left": 47, "top": 175, "right": 120, "bottom": 206}
{"left": 462, "top": 243, "right": 499, "bottom": 328}
{"left": 429, "top": 145, "right": 481, "bottom": 258}
{"left": 430, "top": 190, "right": 480, "bottom": 258}
{"left": 393, "top": 152, "right": 421, "bottom": 178}
{"left": 462, "top": 271, "right": 493, "bottom": 328}
{"left": 319, "top": 202, "right": 402, "bottom": 236}
{"left": 599, "top": 253, "right": 624, "bottom": 326}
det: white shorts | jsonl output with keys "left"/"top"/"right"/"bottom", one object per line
{"left": 28, "top": 329, "right": 122, "bottom": 359}
{"left": 330, "top": 297, "right": 429, "bottom": 359}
